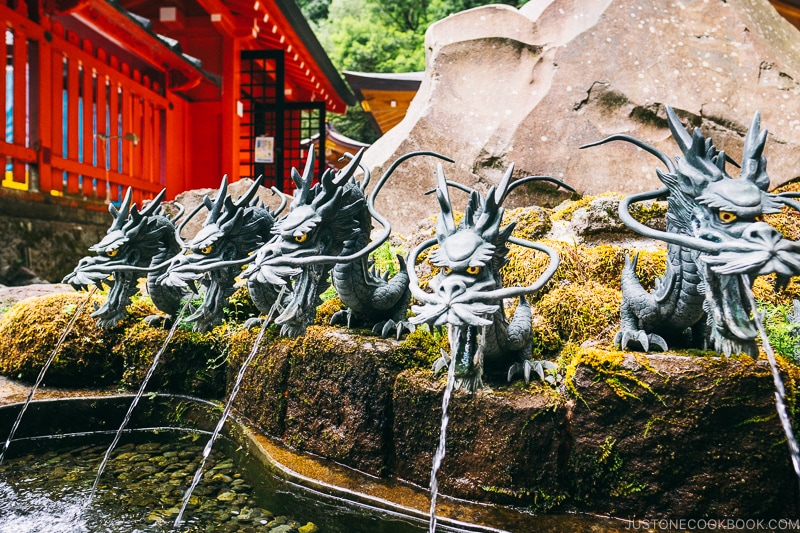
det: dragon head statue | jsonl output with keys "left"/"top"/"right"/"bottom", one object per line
{"left": 63, "top": 188, "right": 183, "bottom": 328}
{"left": 158, "top": 176, "right": 282, "bottom": 332}
{"left": 407, "top": 165, "right": 566, "bottom": 391}
{"left": 241, "top": 149, "right": 370, "bottom": 337}
{"left": 586, "top": 105, "right": 800, "bottom": 356}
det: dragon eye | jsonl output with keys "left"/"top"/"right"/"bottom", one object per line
{"left": 442, "top": 266, "right": 452, "bottom": 275}
{"left": 718, "top": 211, "right": 737, "bottom": 224}
{"left": 754, "top": 215, "right": 764, "bottom": 222}
{"left": 200, "top": 245, "right": 214, "bottom": 255}
{"left": 465, "top": 266, "right": 481, "bottom": 275}
{"left": 106, "top": 248, "right": 119, "bottom": 258}
{"left": 294, "top": 233, "right": 309, "bottom": 243}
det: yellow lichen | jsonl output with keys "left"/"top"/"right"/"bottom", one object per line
{"left": 315, "top": 296, "right": 345, "bottom": 325}
{"left": 0, "top": 291, "right": 127, "bottom": 385}
{"left": 559, "top": 342, "right": 660, "bottom": 401}
{"left": 502, "top": 205, "right": 552, "bottom": 241}
{"left": 751, "top": 274, "right": 800, "bottom": 306}
{"left": 536, "top": 281, "right": 621, "bottom": 346}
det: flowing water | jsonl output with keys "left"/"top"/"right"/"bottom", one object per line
{"left": 174, "top": 314, "right": 275, "bottom": 527}
{"left": 742, "top": 275, "right": 800, "bottom": 487}
{"left": 0, "top": 287, "right": 97, "bottom": 465}
{"left": 428, "top": 336, "right": 458, "bottom": 533}
{"left": 0, "top": 432, "right": 324, "bottom": 533}
{"left": 86, "top": 300, "right": 191, "bottom": 505}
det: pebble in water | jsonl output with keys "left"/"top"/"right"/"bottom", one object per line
{"left": 0, "top": 436, "right": 317, "bottom": 533}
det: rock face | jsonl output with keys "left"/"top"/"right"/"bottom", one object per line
{"left": 365, "top": 0, "right": 800, "bottom": 235}
{"left": 229, "top": 330, "right": 799, "bottom": 517}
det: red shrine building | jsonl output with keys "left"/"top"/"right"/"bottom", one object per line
{"left": 0, "top": 0, "right": 354, "bottom": 209}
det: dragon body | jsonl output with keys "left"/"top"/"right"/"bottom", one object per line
{"left": 158, "top": 177, "right": 281, "bottom": 332}
{"left": 243, "top": 150, "right": 449, "bottom": 338}
{"left": 330, "top": 229, "right": 413, "bottom": 338}
{"left": 585, "top": 105, "right": 800, "bottom": 357}
{"left": 63, "top": 188, "right": 184, "bottom": 328}
{"left": 408, "top": 165, "right": 567, "bottom": 392}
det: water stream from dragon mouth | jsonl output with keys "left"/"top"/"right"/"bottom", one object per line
{"left": 84, "top": 299, "right": 192, "bottom": 507}
{"left": 0, "top": 286, "right": 98, "bottom": 465}
{"left": 174, "top": 285, "right": 286, "bottom": 527}
{"left": 428, "top": 325, "right": 461, "bottom": 533}
{"left": 742, "top": 274, "right": 800, "bottom": 492}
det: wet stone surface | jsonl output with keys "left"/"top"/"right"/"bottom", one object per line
{"left": 0, "top": 436, "right": 317, "bottom": 532}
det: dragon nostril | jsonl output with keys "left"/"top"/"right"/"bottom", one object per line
{"left": 439, "top": 279, "right": 467, "bottom": 301}
{"left": 745, "top": 222, "right": 781, "bottom": 244}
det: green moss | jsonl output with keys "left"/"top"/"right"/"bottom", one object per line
{"left": 0, "top": 291, "right": 129, "bottom": 386}
{"left": 393, "top": 327, "right": 446, "bottom": 370}
{"left": 559, "top": 343, "right": 660, "bottom": 402}
{"left": 115, "top": 320, "right": 232, "bottom": 398}
{"left": 224, "top": 286, "right": 260, "bottom": 322}
{"left": 315, "top": 296, "right": 345, "bottom": 326}
{"left": 536, "top": 282, "right": 621, "bottom": 346}
{"left": 502, "top": 205, "right": 552, "bottom": 241}
{"left": 567, "top": 435, "right": 648, "bottom": 503}
{"left": 503, "top": 241, "right": 666, "bottom": 294}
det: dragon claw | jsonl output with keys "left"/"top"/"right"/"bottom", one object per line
{"left": 330, "top": 309, "right": 352, "bottom": 328}
{"left": 615, "top": 329, "right": 668, "bottom": 352}
{"left": 143, "top": 314, "right": 172, "bottom": 329}
{"left": 243, "top": 317, "right": 264, "bottom": 330}
{"left": 432, "top": 350, "right": 450, "bottom": 376}
{"left": 373, "top": 319, "right": 415, "bottom": 340}
{"left": 507, "top": 360, "right": 532, "bottom": 384}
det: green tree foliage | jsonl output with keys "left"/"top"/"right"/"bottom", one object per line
{"left": 297, "top": 0, "right": 526, "bottom": 141}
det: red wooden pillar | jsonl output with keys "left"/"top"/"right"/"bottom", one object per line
{"left": 32, "top": 34, "right": 52, "bottom": 194}
{"left": 221, "top": 34, "right": 240, "bottom": 182}
{"left": 11, "top": 25, "right": 27, "bottom": 184}
{"left": 81, "top": 40, "right": 94, "bottom": 197}
{"left": 165, "top": 92, "right": 187, "bottom": 198}
{"left": 65, "top": 49, "right": 80, "bottom": 194}
{"left": 50, "top": 47, "right": 64, "bottom": 193}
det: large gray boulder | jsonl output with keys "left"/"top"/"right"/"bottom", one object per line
{"left": 365, "top": 0, "right": 800, "bottom": 236}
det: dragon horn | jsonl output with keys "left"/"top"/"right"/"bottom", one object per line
{"left": 435, "top": 163, "right": 456, "bottom": 234}
{"left": 234, "top": 175, "right": 265, "bottom": 209}
{"left": 666, "top": 105, "right": 693, "bottom": 156}
{"left": 463, "top": 190, "right": 478, "bottom": 228}
{"left": 270, "top": 186, "right": 288, "bottom": 216}
{"left": 334, "top": 148, "right": 365, "bottom": 185}
{"left": 109, "top": 187, "right": 134, "bottom": 230}
{"left": 207, "top": 176, "right": 228, "bottom": 223}
{"left": 292, "top": 151, "right": 315, "bottom": 205}
{"left": 139, "top": 188, "right": 167, "bottom": 217}
{"left": 494, "top": 163, "right": 514, "bottom": 205}
{"left": 739, "top": 111, "right": 770, "bottom": 189}
{"left": 715, "top": 150, "right": 727, "bottom": 173}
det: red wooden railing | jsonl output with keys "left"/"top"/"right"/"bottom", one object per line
{"left": 0, "top": 2, "right": 166, "bottom": 206}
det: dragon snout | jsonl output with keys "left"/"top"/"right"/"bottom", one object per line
{"left": 742, "top": 222, "right": 782, "bottom": 248}
{"left": 435, "top": 278, "right": 468, "bottom": 304}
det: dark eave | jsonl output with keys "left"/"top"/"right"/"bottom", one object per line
{"left": 57, "top": 0, "right": 220, "bottom": 92}
{"left": 343, "top": 70, "right": 423, "bottom": 99}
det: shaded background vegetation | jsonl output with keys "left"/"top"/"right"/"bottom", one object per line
{"left": 296, "top": 0, "right": 526, "bottom": 142}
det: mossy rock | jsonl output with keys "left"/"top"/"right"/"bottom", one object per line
{"left": 503, "top": 205, "right": 552, "bottom": 241}
{"left": 116, "top": 320, "right": 231, "bottom": 398}
{"left": 315, "top": 295, "right": 345, "bottom": 326}
{"left": 551, "top": 193, "right": 666, "bottom": 236}
{"left": 503, "top": 241, "right": 666, "bottom": 295}
{"left": 751, "top": 274, "right": 800, "bottom": 305}
{"left": 536, "top": 281, "right": 621, "bottom": 346}
{"left": 0, "top": 291, "right": 126, "bottom": 386}
{"left": 224, "top": 286, "right": 260, "bottom": 322}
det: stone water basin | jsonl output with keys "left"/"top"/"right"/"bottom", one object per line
{"left": 0, "top": 393, "right": 633, "bottom": 532}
